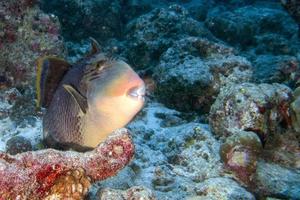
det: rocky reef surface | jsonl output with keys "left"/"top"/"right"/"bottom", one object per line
{"left": 0, "top": 0, "right": 300, "bottom": 199}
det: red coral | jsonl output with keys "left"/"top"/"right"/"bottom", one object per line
{"left": 35, "top": 164, "right": 66, "bottom": 196}
{"left": 0, "top": 128, "right": 134, "bottom": 199}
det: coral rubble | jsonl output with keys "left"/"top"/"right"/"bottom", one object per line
{"left": 96, "top": 186, "right": 156, "bottom": 200}
{"left": 87, "top": 103, "right": 252, "bottom": 200}
{"left": 193, "top": 177, "right": 255, "bottom": 200}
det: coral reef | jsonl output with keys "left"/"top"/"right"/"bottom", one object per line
{"left": 45, "top": 168, "right": 92, "bottom": 200}
{"left": 0, "top": 0, "right": 65, "bottom": 127}
{"left": 205, "top": 5, "right": 297, "bottom": 49}
{"left": 0, "top": 128, "right": 134, "bottom": 199}
{"left": 281, "top": 0, "right": 300, "bottom": 36}
{"left": 40, "top": 0, "right": 122, "bottom": 43}
{"left": 6, "top": 135, "right": 32, "bottom": 155}
{"left": 251, "top": 55, "right": 299, "bottom": 85}
{"left": 210, "top": 82, "right": 299, "bottom": 183}
{"left": 205, "top": 3, "right": 300, "bottom": 86}
{"left": 220, "top": 129, "right": 262, "bottom": 184}
{"left": 263, "top": 130, "right": 300, "bottom": 168}
{"left": 209, "top": 83, "right": 292, "bottom": 140}
{"left": 0, "top": 0, "right": 64, "bottom": 87}
{"left": 291, "top": 86, "right": 300, "bottom": 132}
{"left": 124, "top": 5, "right": 215, "bottom": 70}
{"left": 192, "top": 177, "right": 255, "bottom": 200}
{"left": 96, "top": 186, "right": 156, "bottom": 200}
{"left": 0, "top": 93, "right": 42, "bottom": 152}
{"left": 254, "top": 160, "right": 300, "bottom": 199}
{"left": 87, "top": 103, "right": 252, "bottom": 200}
{"left": 154, "top": 36, "right": 252, "bottom": 112}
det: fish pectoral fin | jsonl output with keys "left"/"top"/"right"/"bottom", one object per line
{"left": 63, "top": 84, "right": 88, "bottom": 114}
{"left": 36, "top": 56, "right": 72, "bottom": 108}
{"left": 89, "top": 37, "right": 101, "bottom": 55}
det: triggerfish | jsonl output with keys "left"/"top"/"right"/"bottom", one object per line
{"left": 36, "top": 38, "right": 145, "bottom": 151}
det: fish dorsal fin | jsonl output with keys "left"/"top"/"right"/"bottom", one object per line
{"left": 36, "top": 56, "right": 72, "bottom": 108}
{"left": 63, "top": 84, "right": 88, "bottom": 114}
{"left": 89, "top": 37, "right": 101, "bottom": 55}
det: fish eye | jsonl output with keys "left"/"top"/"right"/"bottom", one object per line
{"left": 95, "top": 60, "right": 107, "bottom": 70}
{"left": 95, "top": 61, "right": 106, "bottom": 71}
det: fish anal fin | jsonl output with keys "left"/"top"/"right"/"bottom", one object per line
{"left": 63, "top": 84, "right": 88, "bottom": 114}
{"left": 36, "top": 56, "right": 72, "bottom": 108}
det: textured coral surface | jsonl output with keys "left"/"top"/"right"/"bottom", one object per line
{"left": 0, "top": 0, "right": 64, "bottom": 87}
{"left": 0, "top": 128, "right": 134, "bottom": 199}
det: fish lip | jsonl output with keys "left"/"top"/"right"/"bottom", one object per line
{"left": 127, "top": 85, "right": 146, "bottom": 101}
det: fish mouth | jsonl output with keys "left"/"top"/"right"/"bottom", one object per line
{"left": 127, "top": 85, "right": 146, "bottom": 101}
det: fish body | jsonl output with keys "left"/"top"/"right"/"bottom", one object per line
{"left": 37, "top": 40, "right": 145, "bottom": 151}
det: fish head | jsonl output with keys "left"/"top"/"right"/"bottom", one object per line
{"left": 86, "top": 59, "right": 145, "bottom": 127}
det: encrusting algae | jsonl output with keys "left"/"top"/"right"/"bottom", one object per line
{"left": 220, "top": 129, "right": 263, "bottom": 185}
{"left": 36, "top": 38, "right": 145, "bottom": 151}
{"left": 0, "top": 128, "right": 134, "bottom": 199}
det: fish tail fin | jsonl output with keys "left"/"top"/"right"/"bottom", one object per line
{"left": 36, "top": 56, "right": 72, "bottom": 108}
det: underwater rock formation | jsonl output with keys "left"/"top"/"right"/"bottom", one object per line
{"left": 281, "top": 0, "right": 300, "bottom": 36}
{"left": 121, "top": 0, "right": 166, "bottom": 23}
{"left": 251, "top": 55, "right": 299, "bottom": 85}
{"left": 40, "top": 0, "right": 122, "bottom": 43}
{"left": 209, "top": 82, "right": 292, "bottom": 141}
{"left": 87, "top": 103, "right": 251, "bottom": 199}
{"left": 154, "top": 36, "right": 252, "bottom": 113}
{"left": 254, "top": 160, "right": 300, "bottom": 199}
{"left": 124, "top": 5, "right": 215, "bottom": 70}
{"left": 210, "top": 82, "right": 299, "bottom": 174}
{"left": 205, "top": 3, "right": 300, "bottom": 86}
{"left": 6, "top": 135, "right": 32, "bottom": 155}
{"left": 263, "top": 130, "right": 300, "bottom": 168}
{"left": 0, "top": 88, "right": 21, "bottom": 118}
{"left": 123, "top": 0, "right": 212, "bottom": 23}
{"left": 291, "top": 86, "right": 300, "bottom": 132}
{"left": 96, "top": 186, "right": 156, "bottom": 200}
{"left": 0, "top": 0, "right": 64, "bottom": 87}
{"left": 192, "top": 177, "right": 255, "bottom": 200}
{"left": 181, "top": 0, "right": 213, "bottom": 21}
{"left": 0, "top": 128, "right": 134, "bottom": 199}
{"left": 205, "top": 5, "right": 298, "bottom": 49}
{"left": 220, "top": 129, "right": 262, "bottom": 184}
